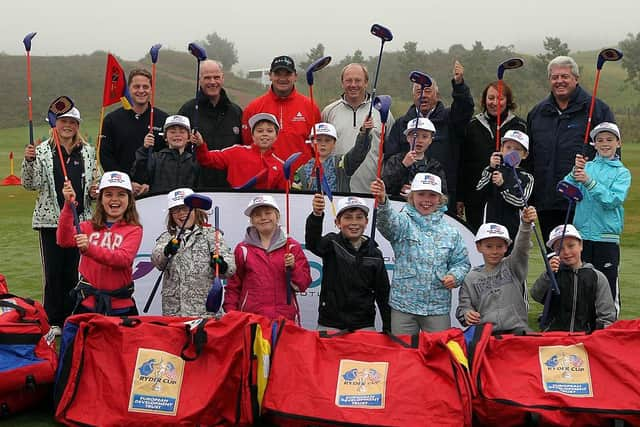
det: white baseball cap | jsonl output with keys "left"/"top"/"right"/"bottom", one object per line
{"left": 57, "top": 107, "right": 82, "bottom": 123}
{"left": 404, "top": 117, "right": 436, "bottom": 136}
{"left": 501, "top": 130, "right": 529, "bottom": 151}
{"left": 244, "top": 195, "right": 280, "bottom": 216}
{"left": 167, "top": 188, "right": 194, "bottom": 210}
{"left": 248, "top": 113, "right": 280, "bottom": 132}
{"left": 98, "top": 171, "right": 132, "bottom": 192}
{"left": 410, "top": 173, "right": 442, "bottom": 195}
{"left": 546, "top": 224, "right": 582, "bottom": 250}
{"left": 336, "top": 196, "right": 369, "bottom": 217}
{"left": 590, "top": 122, "right": 621, "bottom": 144}
{"left": 309, "top": 122, "right": 337, "bottom": 140}
{"left": 475, "top": 223, "right": 512, "bottom": 245}
{"left": 163, "top": 115, "right": 191, "bottom": 133}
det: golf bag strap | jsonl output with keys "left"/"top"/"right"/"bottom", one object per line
{"left": 180, "top": 318, "right": 209, "bottom": 361}
{"left": 385, "top": 332, "right": 420, "bottom": 349}
{"left": 70, "top": 279, "right": 134, "bottom": 316}
{"left": 0, "top": 300, "right": 27, "bottom": 318}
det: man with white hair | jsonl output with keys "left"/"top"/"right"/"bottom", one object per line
{"left": 527, "top": 55, "right": 615, "bottom": 239}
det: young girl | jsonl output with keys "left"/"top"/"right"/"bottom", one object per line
{"left": 151, "top": 188, "right": 235, "bottom": 316}
{"left": 371, "top": 173, "right": 470, "bottom": 334}
{"left": 224, "top": 195, "right": 311, "bottom": 322}
{"left": 21, "top": 105, "right": 96, "bottom": 334}
{"left": 57, "top": 171, "right": 142, "bottom": 315}
{"left": 194, "top": 113, "right": 287, "bottom": 190}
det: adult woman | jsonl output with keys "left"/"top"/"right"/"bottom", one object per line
{"left": 457, "top": 81, "right": 526, "bottom": 232}
{"left": 21, "top": 105, "right": 96, "bottom": 334}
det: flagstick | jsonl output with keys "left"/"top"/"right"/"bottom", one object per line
{"left": 95, "top": 106, "right": 105, "bottom": 177}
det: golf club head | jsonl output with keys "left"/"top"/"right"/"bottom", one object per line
{"left": 503, "top": 151, "right": 521, "bottom": 168}
{"left": 556, "top": 180, "right": 584, "bottom": 202}
{"left": 409, "top": 70, "right": 433, "bottom": 87}
{"left": 205, "top": 277, "right": 223, "bottom": 312}
{"left": 184, "top": 193, "right": 212, "bottom": 211}
{"left": 149, "top": 44, "right": 162, "bottom": 63}
{"left": 370, "top": 24, "right": 393, "bottom": 42}
{"left": 597, "top": 48, "right": 623, "bottom": 69}
{"left": 283, "top": 152, "right": 302, "bottom": 180}
{"left": 373, "top": 95, "right": 392, "bottom": 124}
{"left": 233, "top": 168, "right": 268, "bottom": 190}
{"left": 497, "top": 57, "right": 524, "bottom": 79}
{"left": 306, "top": 56, "right": 332, "bottom": 86}
{"left": 187, "top": 42, "right": 208, "bottom": 61}
{"left": 23, "top": 32, "right": 37, "bottom": 51}
{"left": 47, "top": 96, "right": 75, "bottom": 127}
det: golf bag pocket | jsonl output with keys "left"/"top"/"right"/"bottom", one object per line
{"left": 469, "top": 322, "right": 640, "bottom": 427}
{"left": 261, "top": 321, "right": 473, "bottom": 427}
{"left": 54, "top": 311, "right": 268, "bottom": 427}
{"left": 0, "top": 293, "right": 57, "bottom": 417}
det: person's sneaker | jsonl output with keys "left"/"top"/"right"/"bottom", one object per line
{"left": 50, "top": 325, "right": 62, "bottom": 337}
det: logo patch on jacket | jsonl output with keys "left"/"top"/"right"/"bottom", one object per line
{"left": 292, "top": 111, "right": 306, "bottom": 122}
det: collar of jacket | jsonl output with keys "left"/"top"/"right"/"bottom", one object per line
{"left": 198, "top": 88, "right": 232, "bottom": 109}
{"left": 404, "top": 100, "right": 444, "bottom": 121}
{"left": 158, "top": 147, "right": 194, "bottom": 158}
{"left": 250, "top": 143, "right": 276, "bottom": 157}
{"left": 593, "top": 153, "right": 622, "bottom": 166}
{"left": 129, "top": 104, "right": 150, "bottom": 120}
{"left": 337, "top": 231, "right": 375, "bottom": 253}
{"left": 541, "top": 84, "right": 590, "bottom": 114}
{"left": 404, "top": 203, "right": 445, "bottom": 227}
{"left": 475, "top": 110, "right": 517, "bottom": 133}
{"left": 338, "top": 92, "right": 371, "bottom": 110}
{"left": 267, "top": 86, "right": 299, "bottom": 103}
{"left": 244, "top": 225, "right": 287, "bottom": 252}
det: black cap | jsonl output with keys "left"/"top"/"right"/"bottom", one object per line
{"left": 270, "top": 55, "right": 296, "bottom": 73}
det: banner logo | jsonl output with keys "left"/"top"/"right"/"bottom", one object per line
{"left": 539, "top": 344, "right": 593, "bottom": 397}
{"left": 129, "top": 348, "right": 185, "bottom": 415}
{"left": 335, "top": 360, "right": 388, "bottom": 408}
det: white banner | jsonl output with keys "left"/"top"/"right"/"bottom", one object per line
{"left": 132, "top": 192, "right": 482, "bottom": 329}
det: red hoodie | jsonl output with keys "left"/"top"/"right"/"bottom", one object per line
{"left": 242, "top": 87, "right": 320, "bottom": 170}
{"left": 57, "top": 202, "right": 142, "bottom": 311}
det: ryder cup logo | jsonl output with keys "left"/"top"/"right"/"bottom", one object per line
{"left": 171, "top": 190, "right": 185, "bottom": 202}
{"left": 421, "top": 175, "right": 437, "bottom": 186}
{"left": 487, "top": 224, "right": 503, "bottom": 235}
{"left": 109, "top": 172, "right": 125, "bottom": 184}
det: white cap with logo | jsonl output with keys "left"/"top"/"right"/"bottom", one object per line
{"left": 163, "top": 115, "right": 191, "bottom": 133}
{"left": 98, "top": 171, "right": 132, "bottom": 192}
{"left": 546, "top": 224, "right": 582, "bottom": 250}
{"left": 58, "top": 107, "right": 82, "bottom": 123}
{"left": 309, "top": 122, "right": 337, "bottom": 140}
{"left": 167, "top": 188, "right": 194, "bottom": 210}
{"left": 244, "top": 195, "right": 280, "bottom": 216}
{"left": 590, "top": 122, "right": 621, "bottom": 144}
{"left": 501, "top": 130, "right": 529, "bottom": 151}
{"left": 404, "top": 117, "right": 436, "bottom": 135}
{"left": 410, "top": 173, "right": 442, "bottom": 194}
{"left": 336, "top": 196, "right": 369, "bottom": 217}
{"left": 475, "top": 223, "right": 512, "bottom": 245}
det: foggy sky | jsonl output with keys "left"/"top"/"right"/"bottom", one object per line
{"left": 4, "top": 0, "right": 638, "bottom": 73}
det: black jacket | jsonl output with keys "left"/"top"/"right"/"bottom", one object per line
{"left": 100, "top": 106, "right": 168, "bottom": 174}
{"left": 305, "top": 213, "right": 390, "bottom": 331}
{"left": 178, "top": 89, "right": 242, "bottom": 190}
{"left": 527, "top": 85, "right": 614, "bottom": 211}
{"left": 131, "top": 147, "right": 199, "bottom": 194}
{"left": 382, "top": 154, "right": 447, "bottom": 197}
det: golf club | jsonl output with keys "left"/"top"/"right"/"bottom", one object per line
{"left": 408, "top": 71, "right": 433, "bottom": 151}
{"left": 206, "top": 206, "right": 223, "bottom": 312}
{"left": 283, "top": 152, "right": 302, "bottom": 305}
{"left": 306, "top": 56, "right": 332, "bottom": 192}
{"left": 582, "top": 48, "right": 623, "bottom": 147}
{"left": 23, "top": 32, "right": 37, "bottom": 146}
{"left": 495, "top": 58, "right": 524, "bottom": 151}
{"left": 232, "top": 168, "right": 269, "bottom": 190}
{"left": 370, "top": 95, "right": 392, "bottom": 245}
{"left": 366, "top": 24, "right": 393, "bottom": 119}
{"left": 148, "top": 44, "right": 162, "bottom": 175}
{"left": 144, "top": 193, "right": 213, "bottom": 312}
{"left": 187, "top": 42, "right": 208, "bottom": 133}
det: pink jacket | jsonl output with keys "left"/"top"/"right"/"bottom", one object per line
{"left": 224, "top": 227, "right": 311, "bottom": 321}
{"left": 57, "top": 201, "right": 142, "bottom": 311}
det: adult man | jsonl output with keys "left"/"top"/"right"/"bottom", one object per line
{"left": 242, "top": 55, "right": 320, "bottom": 171}
{"left": 321, "top": 63, "right": 394, "bottom": 193}
{"left": 179, "top": 59, "right": 242, "bottom": 190}
{"left": 99, "top": 68, "right": 168, "bottom": 196}
{"left": 527, "top": 56, "right": 615, "bottom": 239}
{"left": 383, "top": 61, "right": 473, "bottom": 211}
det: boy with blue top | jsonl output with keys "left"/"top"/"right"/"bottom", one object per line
{"left": 563, "top": 122, "right": 631, "bottom": 314}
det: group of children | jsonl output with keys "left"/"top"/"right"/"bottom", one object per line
{"left": 24, "top": 102, "right": 630, "bottom": 336}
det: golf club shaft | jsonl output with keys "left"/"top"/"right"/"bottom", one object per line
{"left": 583, "top": 69, "right": 602, "bottom": 145}
{"left": 214, "top": 206, "right": 220, "bottom": 279}
{"left": 26, "top": 51, "right": 34, "bottom": 145}
{"left": 411, "top": 87, "right": 425, "bottom": 151}
{"left": 495, "top": 80, "right": 503, "bottom": 151}
{"left": 367, "top": 41, "right": 386, "bottom": 118}
{"left": 308, "top": 84, "right": 323, "bottom": 194}
{"left": 148, "top": 62, "right": 157, "bottom": 175}
{"left": 286, "top": 182, "right": 293, "bottom": 304}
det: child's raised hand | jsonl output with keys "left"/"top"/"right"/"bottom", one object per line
{"left": 191, "top": 131, "right": 205, "bottom": 147}
{"left": 549, "top": 255, "right": 560, "bottom": 273}
{"left": 465, "top": 310, "right": 481, "bottom": 325}
{"left": 491, "top": 171, "right": 504, "bottom": 186}
{"left": 522, "top": 206, "right": 537, "bottom": 224}
{"left": 62, "top": 180, "right": 76, "bottom": 201}
{"left": 74, "top": 234, "right": 89, "bottom": 252}
{"left": 284, "top": 253, "right": 295, "bottom": 269}
{"left": 370, "top": 178, "right": 386, "bottom": 204}
{"left": 453, "top": 60, "right": 464, "bottom": 84}
{"left": 402, "top": 150, "right": 418, "bottom": 167}
{"left": 312, "top": 193, "right": 325, "bottom": 216}
{"left": 143, "top": 133, "right": 155, "bottom": 148}
{"left": 441, "top": 274, "right": 457, "bottom": 289}
{"left": 489, "top": 152, "right": 502, "bottom": 168}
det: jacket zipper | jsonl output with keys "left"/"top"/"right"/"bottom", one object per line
{"left": 240, "top": 292, "right": 249, "bottom": 312}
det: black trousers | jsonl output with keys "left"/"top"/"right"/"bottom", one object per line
{"left": 39, "top": 228, "right": 79, "bottom": 326}
{"left": 582, "top": 240, "right": 621, "bottom": 315}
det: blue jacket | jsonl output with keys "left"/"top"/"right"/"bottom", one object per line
{"left": 564, "top": 155, "right": 631, "bottom": 243}
{"left": 376, "top": 201, "right": 470, "bottom": 316}
{"left": 527, "top": 85, "right": 614, "bottom": 211}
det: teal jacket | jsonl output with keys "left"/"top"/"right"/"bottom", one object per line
{"left": 376, "top": 201, "right": 470, "bottom": 316}
{"left": 564, "top": 154, "right": 631, "bottom": 243}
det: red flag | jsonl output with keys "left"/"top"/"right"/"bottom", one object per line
{"left": 102, "top": 54, "right": 132, "bottom": 108}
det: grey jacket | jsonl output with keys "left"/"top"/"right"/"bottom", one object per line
{"left": 21, "top": 139, "right": 96, "bottom": 228}
{"left": 152, "top": 226, "right": 236, "bottom": 317}
{"left": 457, "top": 222, "right": 532, "bottom": 333}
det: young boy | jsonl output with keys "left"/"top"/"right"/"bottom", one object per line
{"left": 456, "top": 206, "right": 537, "bottom": 334}
{"left": 130, "top": 115, "right": 199, "bottom": 195}
{"left": 305, "top": 194, "right": 390, "bottom": 331}
{"left": 476, "top": 129, "right": 534, "bottom": 244}
{"left": 382, "top": 117, "right": 447, "bottom": 198}
{"left": 194, "top": 113, "right": 287, "bottom": 190}
{"left": 294, "top": 120, "right": 370, "bottom": 193}
{"left": 531, "top": 224, "right": 616, "bottom": 333}
{"left": 563, "top": 122, "right": 631, "bottom": 314}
